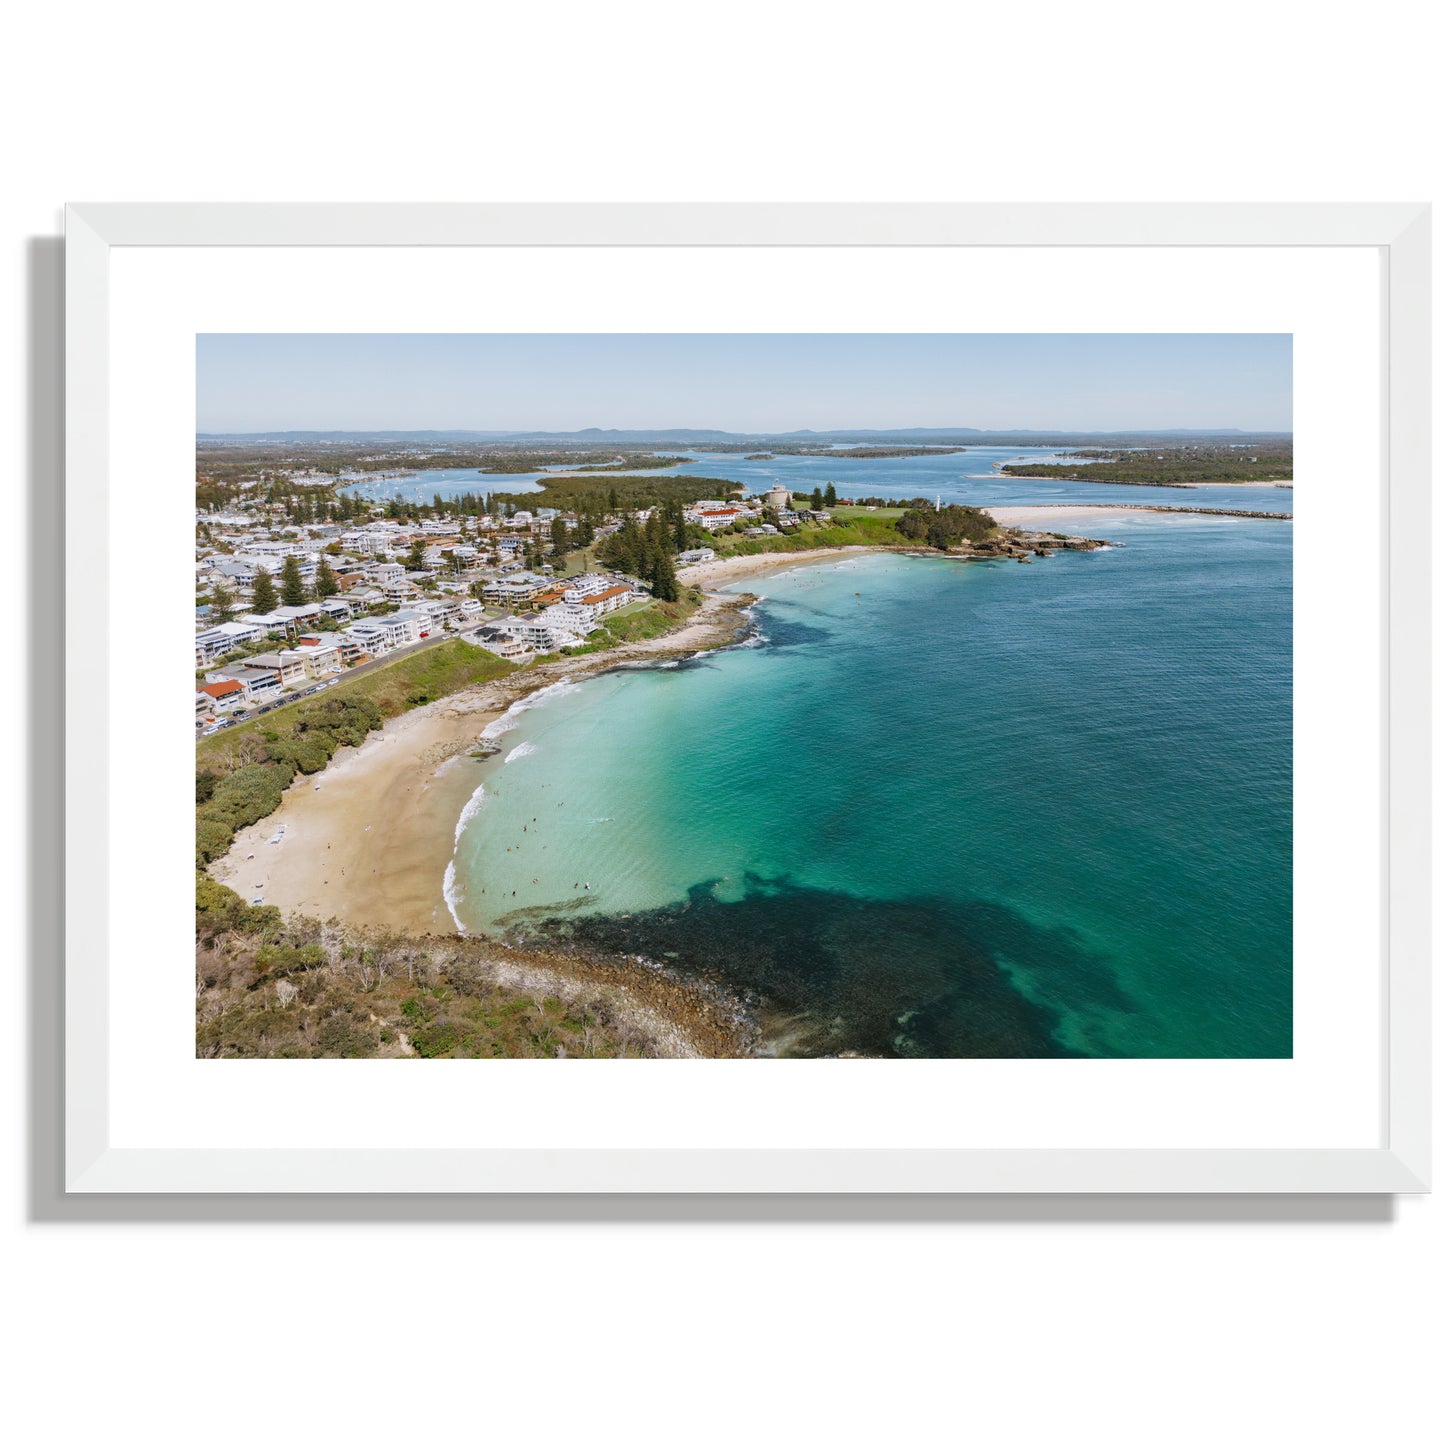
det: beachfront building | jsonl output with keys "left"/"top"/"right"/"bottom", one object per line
{"left": 205, "top": 664, "right": 281, "bottom": 701}
{"left": 763, "top": 484, "right": 791, "bottom": 512}
{"left": 248, "top": 652, "right": 311, "bottom": 688}
{"left": 280, "top": 644, "right": 342, "bottom": 678}
{"left": 564, "top": 581, "right": 636, "bottom": 623}
{"left": 387, "top": 609, "right": 429, "bottom": 642}
{"left": 677, "top": 547, "right": 716, "bottom": 565}
{"left": 539, "top": 602, "right": 600, "bottom": 637}
{"left": 195, "top": 620, "right": 266, "bottom": 666}
{"left": 345, "top": 615, "right": 418, "bottom": 654}
{"left": 197, "top": 678, "right": 247, "bottom": 712}
{"left": 508, "top": 615, "right": 588, "bottom": 654}
{"left": 692, "top": 505, "right": 751, "bottom": 531}
{"left": 472, "top": 625, "right": 531, "bottom": 661}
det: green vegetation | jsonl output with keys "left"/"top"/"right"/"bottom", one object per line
{"left": 196, "top": 918, "right": 668, "bottom": 1058}
{"left": 595, "top": 506, "right": 687, "bottom": 600}
{"left": 500, "top": 473, "right": 743, "bottom": 513}
{"left": 250, "top": 569, "right": 278, "bottom": 614}
{"left": 279, "top": 555, "right": 307, "bottom": 606}
{"left": 1001, "top": 445, "right": 1293, "bottom": 486}
{"left": 568, "top": 454, "right": 688, "bottom": 472}
{"left": 895, "top": 504, "right": 997, "bottom": 549}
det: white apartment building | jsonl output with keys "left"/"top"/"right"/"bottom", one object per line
{"left": 195, "top": 620, "right": 265, "bottom": 665}
{"left": 564, "top": 581, "right": 636, "bottom": 621}
{"left": 507, "top": 616, "right": 587, "bottom": 653}
{"left": 472, "top": 625, "right": 531, "bottom": 661}
{"left": 539, "top": 602, "right": 600, "bottom": 636}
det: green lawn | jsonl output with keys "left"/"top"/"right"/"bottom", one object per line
{"left": 197, "top": 639, "right": 516, "bottom": 763}
{"left": 710, "top": 513, "right": 913, "bottom": 557}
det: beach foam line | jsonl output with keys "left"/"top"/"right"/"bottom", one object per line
{"left": 504, "top": 740, "right": 538, "bottom": 763}
{"left": 479, "top": 675, "right": 582, "bottom": 741}
{"left": 444, "top": 779, "right": 491, "bottom": 934}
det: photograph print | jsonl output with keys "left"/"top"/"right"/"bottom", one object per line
{"left": 193, "top": 332, "right": 1292, "bottom": 1061}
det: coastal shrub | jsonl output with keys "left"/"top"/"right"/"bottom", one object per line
{"left": 195, "top": 816, "right": 236, "bottom": 867}
{"left": 254, "top": 943, "right": 325, "bottom": 976}
{"left": 201, "top": 762, "right": 293, "bottom": 833}
{"left": 895, "top": 505, "right": 996, "bottom": 549}
{"left": 267, "top": 733, "right": 333, "bottom": 775}
{"left": 195, "top": 872, "right": 280, "bottom": 938}
{"left": 316, "top": 1014, "right": 378, "bottom": 1058}
{"left": 411, "top": 1019, "right": 461, "bottom": 1058}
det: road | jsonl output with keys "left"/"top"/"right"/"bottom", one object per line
{"left": 198, "top": 618, "right": 499, "bottom": 737}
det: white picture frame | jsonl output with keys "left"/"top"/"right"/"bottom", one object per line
{"left": 63, "top": 203, "right": 1430, "bottom": 1195}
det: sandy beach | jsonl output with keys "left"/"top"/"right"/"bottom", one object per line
{"left": 210, "top": 591, "right": 753, "bottom": 936}
{"left": 676, "top": 545, "right": 875, "bottom": 588}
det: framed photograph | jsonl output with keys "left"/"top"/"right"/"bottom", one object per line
{"left": 64, "top": 204, "right": 1430, "bottom": 1193}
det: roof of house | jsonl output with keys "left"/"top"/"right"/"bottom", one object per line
{"left": 199, "top": 680, "right": 244, "bottom": 698}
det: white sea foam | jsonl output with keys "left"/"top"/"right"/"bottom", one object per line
{"left": 443, "top": 780, "right": 490, "bottom": 933}
{"left": 453, "top": 780, "right": 488, "bottom": 844}
{"left": 504, "top": 741, "right": 538, "bottom": 763}
{"left": 478, "top": 675, "right": 582, "bottom": 741}
{"left": 442, "top": 857, "right": 466, "bottom": 934}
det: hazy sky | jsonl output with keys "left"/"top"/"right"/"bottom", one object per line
{"left": 196, "top": 333, "right": 1292, "bottom": 433}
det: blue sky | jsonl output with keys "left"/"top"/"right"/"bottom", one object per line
{"left": 196, "top": 333, "right": 1292, "bottom": 433}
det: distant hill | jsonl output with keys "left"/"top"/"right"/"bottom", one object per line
{"left": 199, "top": 426, "right": 1290, "bottom": 448}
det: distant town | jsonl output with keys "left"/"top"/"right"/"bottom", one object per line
{"left": 195, "top": 454, "right": 847, "bottom": 734}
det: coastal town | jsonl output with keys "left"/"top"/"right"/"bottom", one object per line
{"left": 193, "top": 473, "right": 840, "bottom": 734}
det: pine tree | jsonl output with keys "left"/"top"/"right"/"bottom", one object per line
{"left": 619, "top": 512, "right": 643, "bottom": 575}
{"left": 824, "top": 482, "right": 838, "bottom": 506}
{"left": 279, "top": 556, "right": 307, "bottom": 607}
{"left": 550, "top": 517, "right": 568, "bottom": 554}
{"left": 405, "top": 539, "right": 427, "bottom": 571}
{"left": 673, "top": 504, "right": 687, "bottom": 552}
{"left": 811, "top": 487, "right": 824, "bottom": 511}
{"left": 314, "top": 558, "right": 339, "bottom": 598}
{"left": 209, "top": 582, "right": 236, "bottom": 620}
{"left": 650, "top": 546, "right": 680, "bottom": 603}
{"left": 251, "top": 568, "right": 279, "bottom": 614}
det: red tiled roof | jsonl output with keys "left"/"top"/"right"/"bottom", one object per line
{"left": 200, "top": 680, "right": 244, "bottom": 698}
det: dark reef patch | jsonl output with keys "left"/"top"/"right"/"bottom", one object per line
{"left": 517, "top": 875, "right": 1135, "bottom": 1057}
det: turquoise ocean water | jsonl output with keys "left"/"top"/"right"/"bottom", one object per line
{"left": 447, "top": 502, "right": 1292, "bottom": 1058}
